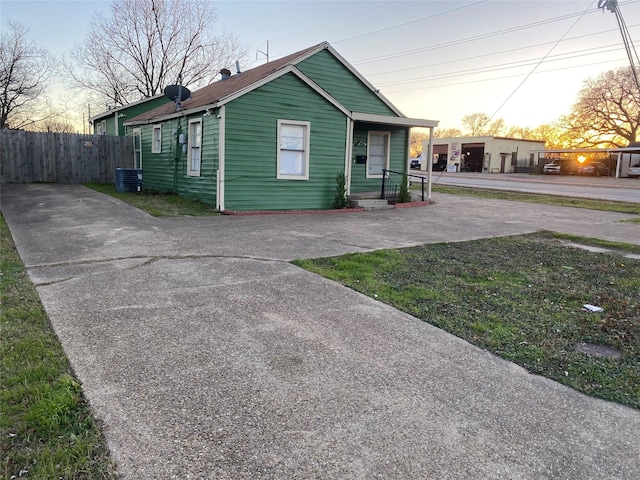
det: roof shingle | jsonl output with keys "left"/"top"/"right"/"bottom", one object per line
{"left": 127, "top": 42, "right": 326, "bottom": 124}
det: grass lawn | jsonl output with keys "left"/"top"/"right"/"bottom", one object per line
{"left": 1, "top": 215, "right": 117, "bottom": 479}
{"left": 84, "top": 183, "right": 219, "bottom": 217}
{"left": 429, "top": 185, "right": 640, "bottom": 215}
{"left": 293, "top": 231, "right": 640, "bottom": 410}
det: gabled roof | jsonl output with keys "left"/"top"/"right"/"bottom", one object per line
{"left": 124, "top": 42, "right": 439, "bottom": 127}
{"left": 126, "top": 43, "right": 326, "bottom": 125}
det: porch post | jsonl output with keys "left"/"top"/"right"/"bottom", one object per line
{"left": 426, "top": 128, "right": 434, "bottom": 202}
{"left": 345, "top": 117, "right": 354, "bottom": 196}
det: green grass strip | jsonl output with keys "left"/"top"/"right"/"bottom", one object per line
{"left": 84, "top": 183, "right": 219, "bottom": 217}
{"left": 429, "top": 184, "right": 640, "bottom": 215}
{"left": 1, "top": 215, "right": 118, "bottom": 479}
{"left": 293, "top": 231, "right": 640, "bottom": 409}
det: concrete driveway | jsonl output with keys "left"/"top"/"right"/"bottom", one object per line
{"left": 2, "top": 183, "right": 639, "bottom": 479}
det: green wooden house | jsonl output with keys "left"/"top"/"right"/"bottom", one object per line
{"left": 90, "top": 94, "right": 171, "bottom": 137}
{"left": 124, "top": 42, "right": 438, "bottom": 212}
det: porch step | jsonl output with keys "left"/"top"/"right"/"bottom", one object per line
{"left": 350, "top": 198, "right": 394, "bottom": 210}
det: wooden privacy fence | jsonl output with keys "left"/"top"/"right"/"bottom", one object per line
{"left": 0, "top": 130, "right": 134, "bottom": 184}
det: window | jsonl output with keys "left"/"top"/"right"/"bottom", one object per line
{"left": 133, "top": 128, "right": 142, "bottom": 169}
{"left": 277, "top": 120, "right": 310, "bottom": 180}
{"left": 152, "top": 125, "right": 162, "bottom": 153}
{"left": 187, "top": 118, "right": 202, "bottom": 176}
{"left": 366, "top": 131, "right": 390, "bottom": 177}
{"left": 96, "top": 120, "right": 106, "bottom": 135}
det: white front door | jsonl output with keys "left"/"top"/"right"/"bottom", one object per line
{"left": 367, "top": 131, "right": 390, "bottom": 177}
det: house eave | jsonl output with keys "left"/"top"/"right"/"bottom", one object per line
{"left": 123, "top": 102, "right": 221, "bottom": 126}
{"left": 89, "top": 93, "right": 167, "bottom": 123}
{"left": 351, "top": 112, "right": 439, "bottom": 128}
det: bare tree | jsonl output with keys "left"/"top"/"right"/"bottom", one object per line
{"left": 461, "top": 113, "right": 505, "bottom": 137}
{"left": 562, "top": 67, "right": 639, "bottom": 148}
{"left": 433, "top": 128, "right": 463, "bottom": 138}
{"left": 0, "top": 21, "right": 55, "bottom": 129}
{"left": 65, "top": 0, "right": 247, "bottom": 108}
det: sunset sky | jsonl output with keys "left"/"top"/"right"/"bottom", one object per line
{"left": 2, "top": 0, "right": 639, "bottom": 131}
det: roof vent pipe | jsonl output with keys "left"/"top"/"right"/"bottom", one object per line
{"left": 235, "top": 61, "right": 241, "bottom": 75}
{"left": 220, "top": 68, "right": 231, "bottom": 80}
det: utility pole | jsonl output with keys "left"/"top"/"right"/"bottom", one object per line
{"left": 598, "top": 0, "right": 640, "bottom": 93}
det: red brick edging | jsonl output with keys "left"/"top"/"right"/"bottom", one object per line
{"left": 394, "top": 200, "right": 433, "bottom": 208}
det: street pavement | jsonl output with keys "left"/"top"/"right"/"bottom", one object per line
{"left": 2, "top": 183, "right": 639, "bottom": 479}
{"left": 411, "top": 171, "right": 640, "bottom": 204}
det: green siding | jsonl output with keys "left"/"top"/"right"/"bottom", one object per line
{"left": 224, "top": 73, "right": 347, "bottom": 211}
{"left": 116, "top": 97, "right": 171, "bottom": 136}
{"left": 137, "top": 113, "right": 219, "bottom": 206}
{"left": 95, "top": 96, "right": 171, "bottom": 136}
{"left": 105, "top": 116, "right": 117, "bottom": 136}
{"left": 297, "top": 49, "right": 398, "bottom": 116}
{"left": 350, "top": 124, "right": 408, "bottom": 194}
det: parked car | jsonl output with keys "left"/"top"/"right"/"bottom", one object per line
{"left": 578, "top": 162, "right": 609, "bottom": 176}
{"left": 410, "top": 157, "right": 422, "bottom": 169}
{"left": 543, "top": 160, "right": 562, "bottom": 174}
{"left": 628, "top": 163, "right": 640, "bottom": 178}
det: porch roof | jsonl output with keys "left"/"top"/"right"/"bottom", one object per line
{"left": 352, "top": 112, "right": 438, "bottom": 129}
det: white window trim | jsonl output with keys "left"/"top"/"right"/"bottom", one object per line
{"left": 277, "top": 119, "right": 310, "bottom": 180}
{"left": 152, "top": 125, "right": 162, "bottom": 153}
{"left": 187, "top": 118, "right": 202, "bottom": 177}
{"left": 133, "top": 127, "right": 142, "bottom": 169}
{"left": 97, "top": 120, "right": 106, "bottom": 135}
{"left": 366, "top": 131, "right": 390, "bottom": 178}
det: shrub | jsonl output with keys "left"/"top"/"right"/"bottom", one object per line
{"left": 333, "top": 172, "right": 348, "bottom": 209}
{"left": 397, "top": 174, "right": 411, "bottom": 203}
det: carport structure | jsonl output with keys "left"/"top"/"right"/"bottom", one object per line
{"left": 533, "top": 145, "right": 640, "bottom": 178}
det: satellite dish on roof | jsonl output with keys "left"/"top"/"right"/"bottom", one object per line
{"left": 164, "top": 84, "right": 191, "bottom": 103}
{"left": 164, "top": 73, "right": 191, "bottom": 111}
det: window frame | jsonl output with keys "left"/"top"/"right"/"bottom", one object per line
{"left": 133, "top": 127, "right": 142, "bottom": 169}
{"left": 152, "top": 125, "right": 162, "bottom": 153}
{"left": 366, "top": 131, "right": 390, "bottom": 178}
{"left": 277, "top": 119, "right": 310, "bottom": 180}
{"left": 187, "top": 118, "right": 202, "bottom": 177}
{"left": 96, "top": 120, "right": 106, "bottom": 135}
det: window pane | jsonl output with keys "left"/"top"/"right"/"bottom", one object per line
{"left": 280, "top": 150, "right": 303, "bottom": 175}
{"left": 191, "top": 147, "right": 201, "bottom": 171}
{"left": 280, "top": 124, "right": 304, "bottom": 150}
{"left": 191, "top": 122, "right": 201, "bottom": 147}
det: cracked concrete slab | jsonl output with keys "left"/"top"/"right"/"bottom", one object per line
{"left": 2, "top": 183, "right": 639, "bottom": 480}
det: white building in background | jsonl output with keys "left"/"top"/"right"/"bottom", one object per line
{"left": 420, "top": 136, "right": 546, "bottom": 173}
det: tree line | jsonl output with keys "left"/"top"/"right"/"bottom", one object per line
{"left": 410, "top": 64, "right": 639, "bottom": 156}
{"left": 1, "top": 0, "right": 638, "bottom": 151}
{"left": 1, "top": 0, "right": 246, "bottom": 132}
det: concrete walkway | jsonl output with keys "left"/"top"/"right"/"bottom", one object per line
{"left": 2, "top": 184, "right": 639, "bottom": 479}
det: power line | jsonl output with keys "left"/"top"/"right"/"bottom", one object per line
{"left": 383, "top": 56, "right": 629, "bottom": 94}
{"left": 350, "top": 2, "right": 636, "bottom": 66}
{"left": 484, "top": 0, "right": 597, "bottom": 125}
{"left": 332, "top": 0, "right": 488, "bottom": 45}
{"left": 363, "top": 25, "right": 637, "bottom": 79}
{"left": 374, "top": 42, "right": 636, "bottom": 87}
